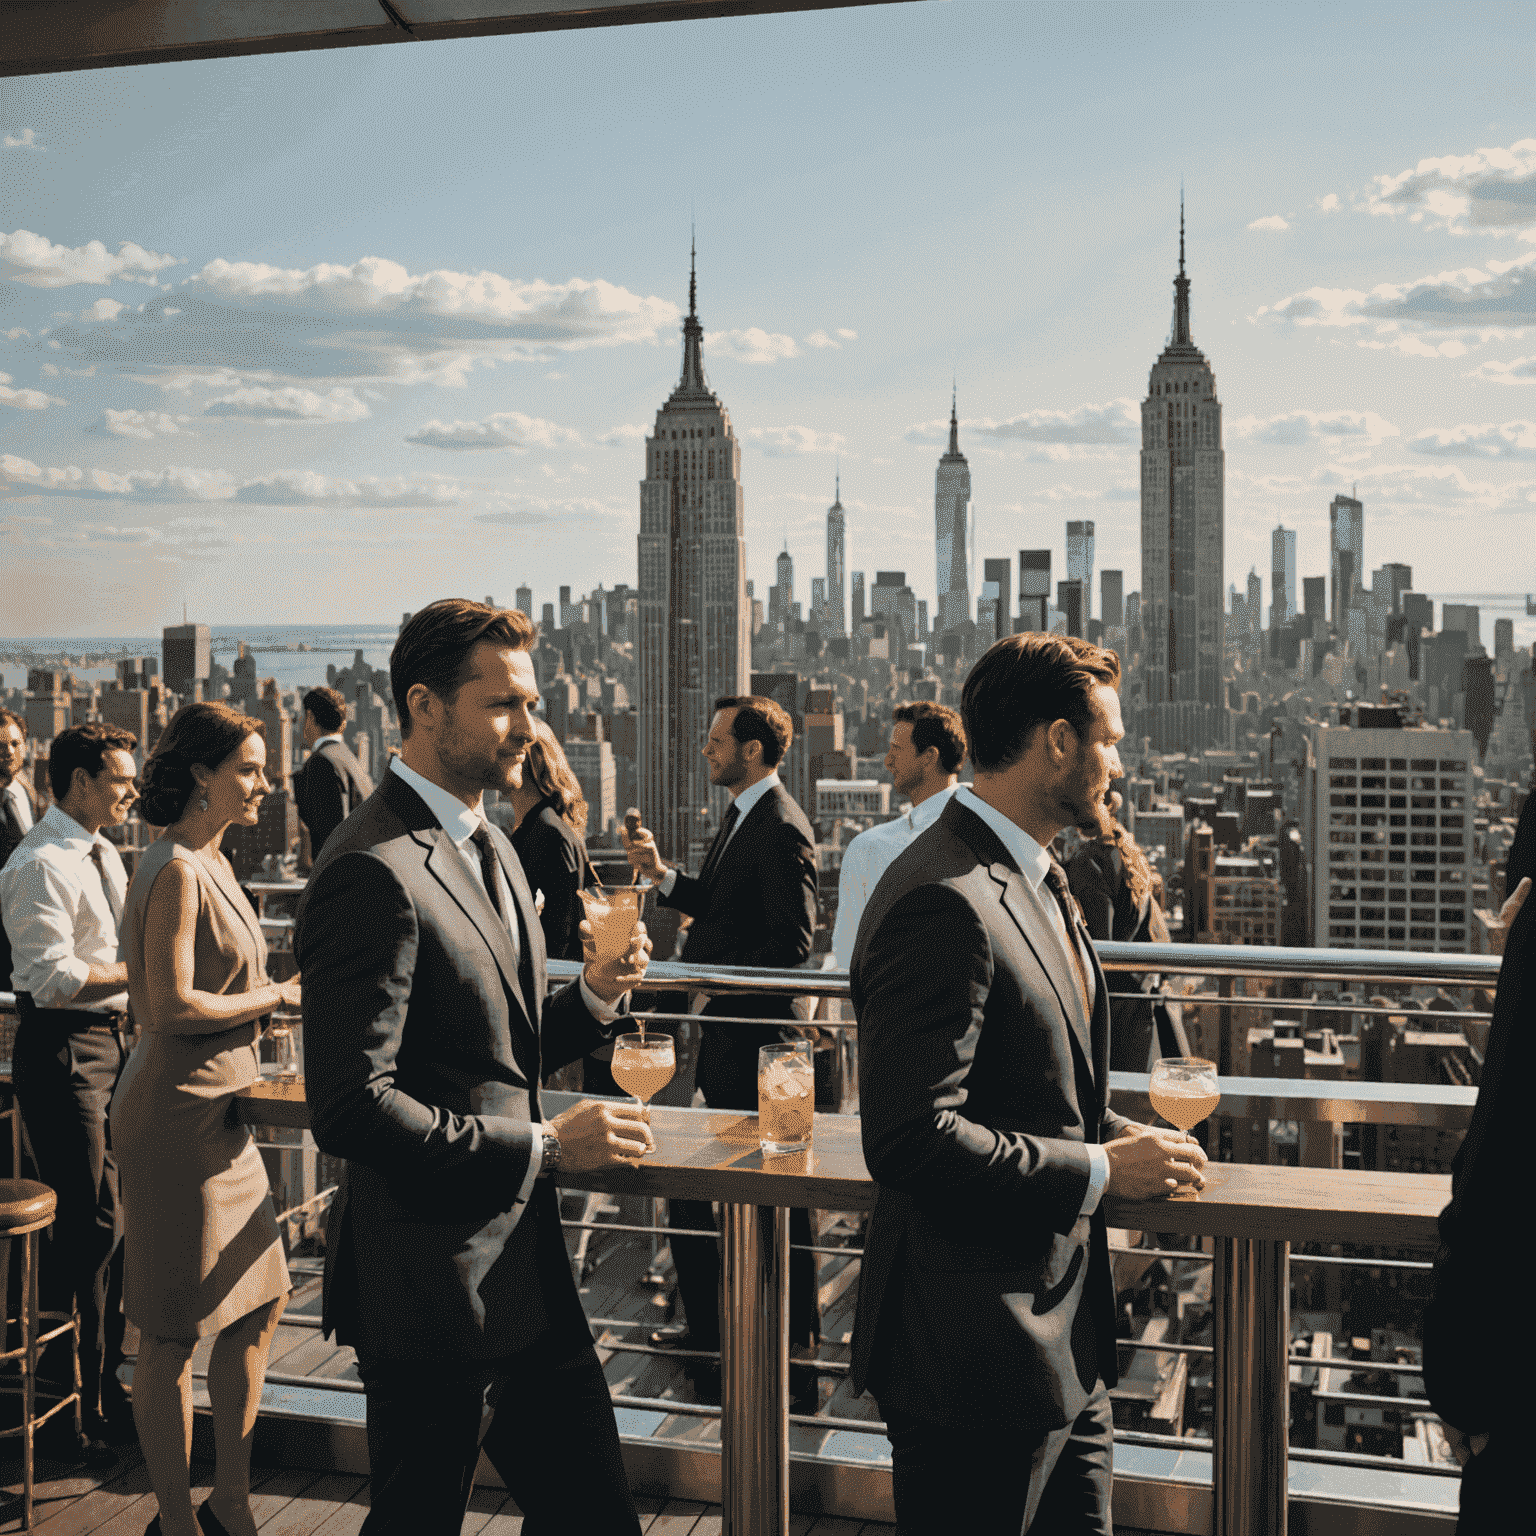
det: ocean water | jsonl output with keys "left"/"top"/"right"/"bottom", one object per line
{"left": 0, "top": 624, "right": 400, "bottom": 696}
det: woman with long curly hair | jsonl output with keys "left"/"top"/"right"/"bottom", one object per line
{"left": 110, "top": 703, "right": 297, "bottom": 1536}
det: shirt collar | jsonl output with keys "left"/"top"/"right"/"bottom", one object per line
{"left": 312, "top": 734, "right": 345, "bottom": 750}
{"left": 40, "top": 802, "right": 102, "bottom": 852}
{"left": 907, "top": 782, "right": 959, "bottom": 834}
{"left": 390, "top": 756, "right": 484, "bottom": 847}
{"left": 953, "top": 785, "right": 1052, "bottom": 892}
{"left": 729, "top": 771, "right": 780, "bottom": 824}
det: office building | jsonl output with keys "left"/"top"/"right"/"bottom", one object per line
{"left": 851, "top": 571, "right": 866, "bottom": 629}
{"left": 637, "top": 249, "right": 751, "bottom": 864}
{"left": 1271, "top": 526, "right": 1297, "bottom": 625}
{"left": 1442, "top": 604, "right": 1482, "bottom": 653}
{"left": 934, "top": 390, "right": 972, "bottom": 633}
{"left": 1019, "top": 549, "right": 1051, "bottom": 632}
{"left": 564, "top": 735, "right": 617, "bottom": 839}
{"left": 1057, "top": 580, "right": 1086, "bottom": 639}
{"left": 1376, "top": 563, "right": 1412, "bottom": 616}
{"left": 825, "top": 476, "right": 846, "bottom": 636}
{"left": 1067, "top": 520, "right": 1095, "bottom": 621}
{"left": 1101, "top": 569, "right": 1124, "bottom": 629}
{"left": 815, "top": 779, "right": 892, "bottom": 819}
{"left": 769, "top": 545, "right": 794, "bottom": 627}
{"left": 515, "top": 584, "right": 533, "bottom": 619}
{"left": 871, "top": 571, "right": 918, "bottom": 651}
{"left": 1330, "top": 493, "right": 1364, "bottom": 628}
{"left": 162, "top": 622, "right": 211, "bottom": 699}
{"left": 982, "top": 557, "right": 1012, "bottom": 645}
{"left": 1303, "top": 576, "right": 1326, "bottom": 628}
{"left": 977, "top": 582, "right": 1001, "bottom": 647}
{"left": 1138, "top": 204, "right": 1226, "bottom": 751}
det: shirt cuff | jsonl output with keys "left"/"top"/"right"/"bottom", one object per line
{"left": 516, "top": 1121, "right": 543, "bottom": 1206}
{"left": 579, "top": 973, "right": 628, "bottom": 1024}
{"left": 31, "top": 956, "right": 93, "bottom": 1010}
{"left": 1079, "top": 1143, "right": 1110, "bottom": 1216}
{"left": 658, "top": 867, "right": 678, "bottom": 897}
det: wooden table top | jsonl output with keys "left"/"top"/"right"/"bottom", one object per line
{"left": 237, "top": 1080, "right": 1450, "bottom": 1248}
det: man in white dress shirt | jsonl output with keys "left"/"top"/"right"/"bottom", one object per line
{"left": 1, "top": 723, "right": 140, "bottom": 1449}
{"left": 829, "top": 700, "right": 966, "bottom": 971}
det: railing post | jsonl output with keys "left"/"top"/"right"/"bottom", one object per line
{"left": 720, "top": 1202, "right": 789, "bottom": 1536}
{"left": 1213, "top": 1235, "right": 1290, "bottom": 1536}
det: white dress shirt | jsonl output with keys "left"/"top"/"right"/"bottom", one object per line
{"left": 0, "top": 804, "right": 127, "bottom": 1011}
{"left": 310, "top": 733, "right": 345, "bottom": 752}
{"left": 829, "top": 783, "right": 958, "bottom": 968}
{"left": 389, "top": 758, "right": 624, "bottom": 1204}
{"left": 3, "top": 777, "right": 35, "bottom": 835}
{"left": 952, "top": 785, "right": 1110, "bottom": 1216}
{"left": 657, "top": 770, "right": 781, "bottom": 896}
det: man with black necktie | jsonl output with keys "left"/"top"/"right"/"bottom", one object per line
{"left": 0, "top": 708, "right": 46, "bottom": 992}
{"left": 624, "top": 695, "right": 820, "bottom": 1398}
{"left": 850, "top": 634, "right": 1206, "bottom": 1533}
{"left": 292, "top": 685, "right": 374, "bottom": 860}
{"left": 0, "top": 723, "right": 141, "bottom": 1451}
{"left": 297, "top": 600, "right": 657, "bottom": 1536}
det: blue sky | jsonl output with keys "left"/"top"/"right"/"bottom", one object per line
{"left": 3, "top": 0, "right": 1535, "bottom": 641}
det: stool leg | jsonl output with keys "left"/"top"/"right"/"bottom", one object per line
{"left": 70, "top": 1292, "right": 83, "bottom": 1445}
{"left": 22, "top": 1228, "right": 36, "bottom": 1532}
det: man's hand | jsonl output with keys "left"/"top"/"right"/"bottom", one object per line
{"left": 1104, "top": 1122, "right": 1208, "bottom": 1200}
{"left": 1488, "top": 875, "right": 1531, "bottom": 955}
{"left": 1442, "top": 1423, "right": 1490, "bottom": 1467}
{"left": 581, "top": 919, "right": 653, "bottom": 1005}
{"left": 622, "top": 823, "right": 669, "bottom": 884}
{"left": 550, "top": 1096, "right": 655, "bottom": 1171}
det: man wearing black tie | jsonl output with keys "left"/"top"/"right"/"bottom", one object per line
{"left": 297, "top": 600, "right": 656, "bottom": 1536}
{"left": 292, "top": 686, "right": 374, "bottom": 860}
{"left": 0, "top": 723, "right": 140, "bottom": 1450}
{"left": 0, "top": 708, "right": 46, "bottom": 992}
{"left": 624, "top": 695, "right": 820, "bottom": 1397}
{"left": 850, "top": 634, "right": 1206, "bottom": 1533}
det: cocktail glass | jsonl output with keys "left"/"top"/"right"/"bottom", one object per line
{"left": 263, "top": 1011, "right": 302, "bottom": 1080}
{"left": 610, "top": 1032, "right": 675, "bottom": 1134}
{"left": 758, "top": 1040, "right": 815, "bottom": 1155}
{"left": 578, "top": 885, "right": 642, "bottom": 968}
{"left": 1149, "top": 1056, "right": 1220, "bottom": 1133}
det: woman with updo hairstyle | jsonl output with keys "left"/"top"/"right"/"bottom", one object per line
{"left": 110, "top": 702, "right": 299, "bottom": 1536}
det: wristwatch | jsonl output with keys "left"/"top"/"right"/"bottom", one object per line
{"left": 538, "top": 1128, "right": 563, "bottom": 1179}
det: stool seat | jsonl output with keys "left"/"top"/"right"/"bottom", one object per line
{"left": 0, "top": 1180, "right": 56, "bottom": 1231}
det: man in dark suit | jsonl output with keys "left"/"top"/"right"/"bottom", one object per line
{"left": 1424, "top": 793, "right": 1533, "bottom": 1533}
{"left": 851, "top": 634, "right": 1206, "bottom": 1534}
{"left": 1, "top": 708, "right": 46, "bottom": 992}
{"left": 293, "top": 685, "right": 374, "bottom": 860}
{"left": 625, "top": 695, "right": 821, "bottom": 1392}
{"left": 296, "top": 599, "right": 657, "bottom": 1536}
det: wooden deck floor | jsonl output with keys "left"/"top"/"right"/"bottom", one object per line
{"left": 0, "top": 1453, "right": 894, "bottom": 1535}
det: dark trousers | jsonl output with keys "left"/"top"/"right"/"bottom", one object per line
{"left": 879, "top": 1382, "right": 1114, "bottom": 1536}
{"left": 1457, "top": 1429, "right": 1523, "bottom": 1535}
{"left": 355, "top": 1342, "right": 641, "bottom": 1536}
{"left": 13, "top": 1010, "right": 126, "bottom": 1422}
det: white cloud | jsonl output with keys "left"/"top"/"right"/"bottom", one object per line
{"left": 705, "top": 328, "right": 800, "bottom": 364}
{"left": 203, "top": 385, "right": 370, "bottom": 425}
{"left": 1470, "top": 355, "right": 1536, "bottom": 384}
{"left": 804, "top": 328, "right": 858, "bottom": 349}
{"left": 1248, "top": 215, "right": 1290, "bottom": 232}
{"left": 1407, "top": 420, "right": 1536, "bottom": 460}
{"left": 908, "top": 398, "right": 1138, "bottom": 448}
{"left": 1318, "top": 193, "right": 1340, "bottom": 213}
{"left": 745, "top": 426, "right": 846, "bottom": 457}
{"left": 1229, "top": 410, "right": 1400, "bottom": 447}
{"left": 100, "top": 409, "right": 190, "bottom": 439}
{"left": 1365, "top": 137, "right": 1536, "bottom": 233}
{"left": 597, "top": 423, "right": 647, "bottom": 446}
{"left": 0, "top": 228, "right": 179, "bottom": 288}
{"left": 153, "top": 369, "right": 256, "bottom": 394}
{"left": 82, "top": 298, "right": 127, "bottom": 322}
{"left": 4, "top": 129, "right": 42, "bottom": 151}
{"left": 0, "top": 373, "right": 64, "bottom": 411}
{"left": 405, "top": 410, "right": 581, "bottom": 450}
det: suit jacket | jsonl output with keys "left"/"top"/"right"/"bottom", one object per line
{"left": 294, "top": 769, "right": 609, "bottom": 1361}
{"left": 510, "top": 798, "right": 595, "bottom": 964}
{"left": 293, "top": 739, "right": 374, "bottom": 859}
{"left": 849, "top": 794, "right": 1131, "bottom": 1430}
{"left": 1424, "top": 792, "right": 1536, "bottom": 1432}
{"left": 0, "top": 777, "right": 46, "bottom": 989}
{"left": 658, "top": 783, "right": 817, "bottom": 1109}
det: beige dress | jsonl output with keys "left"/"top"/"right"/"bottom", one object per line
{"left": 110, "top": 838, "right": 290, "bottom": 1338}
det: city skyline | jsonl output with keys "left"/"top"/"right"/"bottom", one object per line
{"left": 2, "top": 3, "right": 1535, "bottom": 642}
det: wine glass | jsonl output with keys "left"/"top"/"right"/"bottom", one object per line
{"left": 608, "top": 1032, "right": 675, "bottom": 1146}
{"left": 1148, "top": 1056, "right": 1220, "bottom": 1134}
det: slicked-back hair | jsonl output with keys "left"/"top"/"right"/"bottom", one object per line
{"left": 961, "top": 633, "right": 1121, "bottom": 774}
{"left": 391, "top": 599, "right": 536, "bottom": 738}
{"left": 303, "top": 686, "right": 348, "bottom": 734}
{"left": 0, "top": 708, "right": 26, "bottom": 741}
{"left": 893, "top": 700, "right": 967, "bottom": 774}
{"left": 47, "top": 723, "right": 138, "bottom": 801}
{"left": 714, "top": 694, "right": 793, "bottom": 769}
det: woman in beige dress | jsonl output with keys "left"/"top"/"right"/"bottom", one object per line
{"left": 111, "top": 702, "right": 298, "bottom": 1536}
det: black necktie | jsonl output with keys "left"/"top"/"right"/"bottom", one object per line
{"left": 470, "top": 826, "right": 507, "bottom": 921}
{"left": 697, "top": 802, "right": 740, "bottom": 886}
{"left": 88, "top": 843, "right": 122, "bottom": 930}
{"left": 2, "top": 787, "right": 23, "bottom": 845}
{"left": 1044, "top": 859, "right": 1093, "bottom": 1021}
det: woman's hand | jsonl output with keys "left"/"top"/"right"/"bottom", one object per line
{"left": 277, "top": 977, "right": 302, "bottom": 1010}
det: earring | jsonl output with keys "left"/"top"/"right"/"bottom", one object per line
{"left": 198, "top": 795, "right": 209, "bottom": 812}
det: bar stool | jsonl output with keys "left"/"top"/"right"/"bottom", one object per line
{"left": 0, "top": 1180, "right": 82, "bottom": 1531}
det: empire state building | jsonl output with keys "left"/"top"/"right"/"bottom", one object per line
{"left": 637, "top": 251, "right": 750, "bottom": 863}
{"left": 1138, "top": 206, "right": 1226, "bottom": 752}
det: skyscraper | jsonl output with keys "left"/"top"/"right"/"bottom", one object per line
{"left": 637, "top": 247, "right": 750, "bottom": 863}
{"left": 162, "top": 623, "right": 211, "bottom": 699}
{"left": 934, "top": 390, "right": 972, "bottom": 633}
{"left": 1271, "top": 526, "right": 1297, "bottom": 626}
{"left": 851, "top": 570, "right": 866, "bottom": 628}
{"left": 1019, "top": 549, "right": 1052, "bottom": 632}
{"left": 982, "top": 557, "right": 1012, "bottom": 645}
{"left": 1067, "top": 520, "right": 1095, "bottom": 622}
{"left": 770, "top": 544, "right": 794, "bottom": 626}
{"left": 1101, "top": 570, "right": 1124, "bottom": 629}
{"left": 1330, "top": 492, "right": 1364, "bottom": 629}
{"left": 1138, "top": 202, "right": 1226, "bottom": 751}
{"left": 515, "top": 583, "right": 534, "bottom": 620}
{"left": 826, "top": 475, "right": 846, "bottom": 636}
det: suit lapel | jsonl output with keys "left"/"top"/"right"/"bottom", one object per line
{"left": 489, "top": 823, "right": 545, "bottom": 1028}
{"left": 708, "top": 788, "right": 774, "bottom": 889}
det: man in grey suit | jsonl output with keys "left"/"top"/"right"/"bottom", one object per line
{"left": 851, "top": 633, "right": 1206, "bottom": 1534}
{"left": 296, "top": 599, "right": 655, "bottom": 1536}
{"left": 292, "top": 686, "right": 374, "bottom": 859}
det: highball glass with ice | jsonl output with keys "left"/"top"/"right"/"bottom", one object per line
{"left": 758, "top": 1040, "right": 814, "bottom": 1155}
